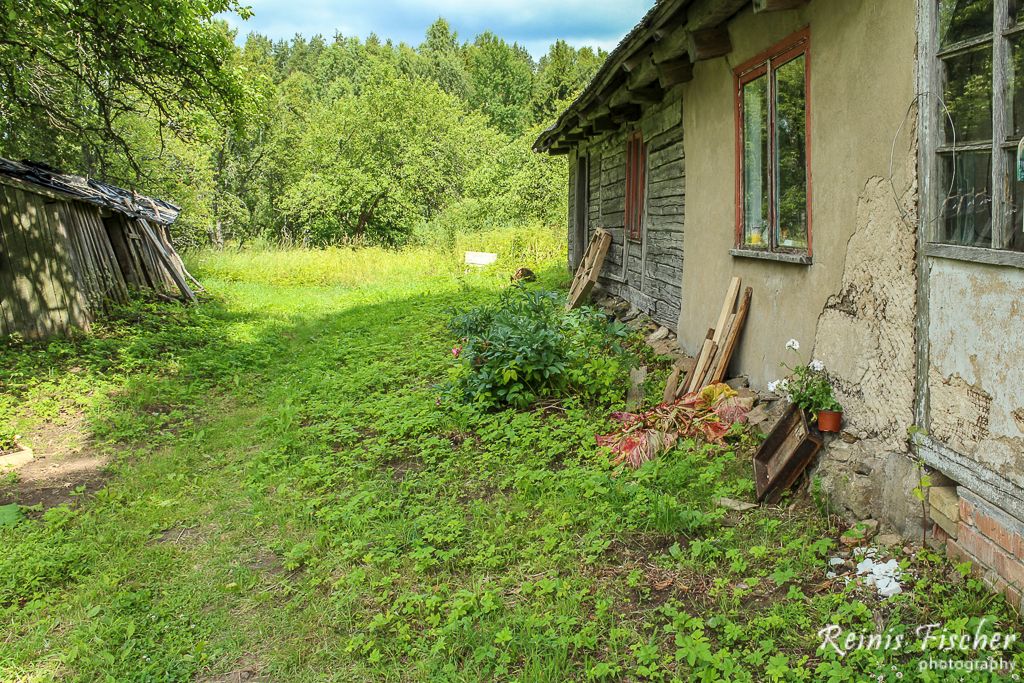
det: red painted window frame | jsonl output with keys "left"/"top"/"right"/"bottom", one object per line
{"left": 733, "top": 28, "right": 812, "bottom": 257}
{"left": 624, "top": 131, "right": 647, "bottom": 242}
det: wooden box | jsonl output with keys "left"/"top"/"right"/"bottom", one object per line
{"left": 753, "top": 404, "right": 822, "bottom": 504}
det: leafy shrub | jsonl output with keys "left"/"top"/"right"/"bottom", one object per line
{"left": 447, "top": 285, "right": 630, "bottom": 408}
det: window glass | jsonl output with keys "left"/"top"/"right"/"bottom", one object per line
{"left": 939, "top": 150, "right": 993, "bottom": 246}
{"left": 942, "top": 46, "right": 993, "bottom": 143}
{"left": 939, "top": 0, "right": 993, "bottom": 46}
{"left": 742, "top": 75, "right": 770, "bottom": 248}
{"left": 774, "top": 55, "right": 808, "bottom": 250}
{"left": 1011, "top": 34, "right": 1024, "bottom": 139}
{"left": 1006, "top": 151, "right": 1024, "bottom": 250}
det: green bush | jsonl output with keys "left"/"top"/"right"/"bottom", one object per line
{"left": 447, "top": 286, "right": 630, "bottom": 409}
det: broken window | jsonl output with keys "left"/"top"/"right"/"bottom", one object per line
{"left": 624, "top": 131, "right": 647, "bottom": 242}
{"left": 734, "top": 30, "right": 810, "bottom": 256}
{"left": 932, "top": 0, "right": 1024, "bottom": 252}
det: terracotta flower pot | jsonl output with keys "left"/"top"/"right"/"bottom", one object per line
{"left": 817, "top": 410, "right": 843, "bottom": 433}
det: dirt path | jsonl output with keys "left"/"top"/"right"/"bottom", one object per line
{"left": 0, "top": 410, "right": 109, "bottom": 509}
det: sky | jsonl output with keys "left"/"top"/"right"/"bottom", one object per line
{"left": 221, "top": 0, "right": 654, "bottom": 59}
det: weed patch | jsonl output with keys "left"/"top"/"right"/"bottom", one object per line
{"left": 0, "top": 242, "right": 1019, "bottom": 681}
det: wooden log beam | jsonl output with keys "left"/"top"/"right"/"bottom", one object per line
{"left": 610, "top": 85, "right": 662, "bottom": 108}
{"left": 754, "top": 0, "right": 808, "bottom": 11}
{"left": 626, "top": 55, "right": 660, "bottom": 90}
{"left": 622, "top": 47, "right": 653, "bottom": 72}
{"left": 609, "top": 104, "right": 643, "bottom": 123}
{"left": 686, "top": 0, "right": 750, "bottom": 30}
{"left": 652, "top": 24, "right": 689, "bottom": 64}
{"left": 687, "top": 26, "right": 732, "bottom": 62}
{"left": 657, "top": 57, "right": 694, "bottom": 88}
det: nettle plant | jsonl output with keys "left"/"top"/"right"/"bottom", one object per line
{"left": 768, "top": 339, "right": 842, "bottom": 413}
{"left": 447, "top": 285, "right": 630, "bottom": 409}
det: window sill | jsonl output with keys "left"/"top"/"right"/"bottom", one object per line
{"left": 730, "top": 248, "right": 812, "bottom": 265}
{"left": 924, "top": 242, "right": 1024, "bottom": 268}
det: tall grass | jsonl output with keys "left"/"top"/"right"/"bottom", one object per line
{"left": 187, "top": 225, "right": 567, "bottom": 289}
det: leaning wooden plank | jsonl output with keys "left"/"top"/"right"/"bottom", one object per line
{"left": 2, "top": 186, "right": 55, "bottom": 337}
{"left": 682, "top": 334, "right": 717, "bottom": 395}
{"left": 566, "top": 229, "right": 611, "bottom": 310}
{"left": 0, "top": 188, "right": 32, "bottom": 336}
{"left": 663, "top": 366, "right": 681, "bottom": 404}
{"left": 680, "top": 328, "right": 714, "bottom": 395}
{"left": 710, "top": 287, "right": 752, "bottom": 384}
{"left": 706, "top": 313, "right": 736, "bottom": 384}
{"left": 86, "top": 208, "right": 129, "bottom": 304}
{"left": 42, "top": 202, "right": 92, "bottom": 332}
{"left": 711, "top": 276, "right": 741, "bottom": 345}
{"left": 158, "top": 224, "right": 204, "bottom": 292}
{"left": 138, "top": 219, "right": 196, "bottom": 302}
{"left": 753, "top": 404, "right": 822, "bottom": 504}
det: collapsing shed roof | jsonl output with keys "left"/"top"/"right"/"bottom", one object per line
{"left": 534, "top": 0, "right": 759, "bottom": 154}
{"left": 0, "top": 157, "right": 181, "bottom": 226}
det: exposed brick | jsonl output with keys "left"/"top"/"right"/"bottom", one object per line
{"left": 1006, "top": 584, "right": 1022, "bottom": 612}
{"left": 946, "top": 538, "right": 972, "bottom": 566}
{"left": 958, "top": 524, "right": 997, "bottom": 568}
{"left": 1016, "top": 532, "right": 1024, "bottom": 561}
{"left": 960, "top": 497, "right": 976, "bottom": 527}
{"left": 994, "top": 547, "right": 1024, "bottom": 589}
{"left": 977, "top": 511, "right": 1019, "bottom": 554}
{"left": 932, "top": 522, "right": 950, "bottom": 543}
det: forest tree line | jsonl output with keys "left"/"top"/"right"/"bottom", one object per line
{"left": 0, "top": 1, "right": 606, "bottom": 248}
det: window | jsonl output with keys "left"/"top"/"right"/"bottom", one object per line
{"left": 624, "top": 131, "right": 647, "bottom": 241}
{"left": 734, "top": 30, "right": 811, "bottom": 259}
{"left": 927, "top": 0, "right": 1024, "bottom": 254}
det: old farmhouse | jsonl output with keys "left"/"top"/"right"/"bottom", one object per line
{"left": 537, "top": 0, "right": 1024, "bottom": 608}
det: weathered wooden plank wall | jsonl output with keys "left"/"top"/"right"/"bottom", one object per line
{"left": 0, "top": 183, "right": 131, "bottom": 338}
{"left": 570, "top": 86, "right": 685, "bottom": 328}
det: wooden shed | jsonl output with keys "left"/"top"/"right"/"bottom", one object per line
{"left": 0, "top": 158, "right": 197, "bottom": 339}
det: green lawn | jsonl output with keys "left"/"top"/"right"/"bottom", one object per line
{"left": 0, "top": 237, "right": 1020, "bottom": 682}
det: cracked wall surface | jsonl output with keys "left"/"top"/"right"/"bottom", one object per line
{"left": 812, "top": 172, "right": 922, "bottom": 537}
{"left": 814, "top": 176, "right": 918, "bottom": 453}
{"left": 927, "top": 259, "right": 1024, "bottom": 486}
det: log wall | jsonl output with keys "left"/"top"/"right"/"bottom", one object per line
{"left": 569, "top": 86, "right": 685, "bottom": 328}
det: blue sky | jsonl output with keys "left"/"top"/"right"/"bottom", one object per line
{"left": 221, "top": 0, "right": 653, "bottom": 58}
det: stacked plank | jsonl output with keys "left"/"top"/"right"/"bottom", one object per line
{"left": 566, "top": 229, "right": 612, "bottom": 310}
{"left": 674, "top": 276, "right": 752, "bottom": 397}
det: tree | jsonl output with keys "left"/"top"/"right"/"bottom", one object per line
{"left": 0, "top": 0, "right": 253, "bottom": 175}
{"left": 465, "top": 32, "right": 534, "bottom": 137}
{"left": 532, "top": 41, "right": 605, "bottom": 125}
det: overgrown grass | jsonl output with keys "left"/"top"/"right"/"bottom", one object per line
{"left": 192, "top": 224, "right": 565, "bottom": 289}
{"left": 0, "top": 235, "right": 1019, "bottom": 682}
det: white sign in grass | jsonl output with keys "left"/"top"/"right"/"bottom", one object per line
{"left": 464, "top": 251, "right": 498, "bottom": 266}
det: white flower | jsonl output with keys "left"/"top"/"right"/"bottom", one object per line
{"left": 809, "top": 359, "right": 825, "bottom": 372}
{"left": 767, "top": 380, "right": 780, "bottom": 393}
{"left": 785, "top": 339, "right": 800, "bottom": 351}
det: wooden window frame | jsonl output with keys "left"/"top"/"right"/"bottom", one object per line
{"left": 732, "top": 28, "right": 813, "bottom": 262}
{"left": 624, "top": 131, "right": 647, "bottom": 242}
{"left": 919, "top": 0, "right": 1024, "bottom": 267}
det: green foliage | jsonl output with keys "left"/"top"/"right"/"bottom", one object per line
{"left": 773, "top": 347, "right": 842, "bottom": 413}
{"left": 0, "top": 0, "right": 252, "bottom": 171}
{"left": 0, "top": 9, "right": 605, "bottom": 250}
{"left": 0, "top": 246, "right": 1019, "bottom": 680}
{"left": 448, "top": 286, "right": 629, "bottom": 408}
{"left": 0, "top": 422, "right": 16, "bottom": 451}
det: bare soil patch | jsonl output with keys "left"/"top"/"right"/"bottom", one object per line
{"left": 0, "top": 411, "right": 109, "bottom": 510}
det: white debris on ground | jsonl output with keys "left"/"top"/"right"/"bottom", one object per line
{"left": 826, "top": 547, "right": 906, "bottom": 598}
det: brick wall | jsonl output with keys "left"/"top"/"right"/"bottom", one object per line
{"left": 936, "top": 488, "right": 1024, "bottom": 612}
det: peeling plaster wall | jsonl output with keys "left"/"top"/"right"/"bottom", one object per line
{"left": 676, "top": 0, "right": 922, "bottom": 534}
{"left": 814, "top": 174, "right": 918, "bottom": 453}
{"left": 677, "top": 0, "right": 918, "bottom": 389}
{"left": 927, "top": 259, "right": 1024, "bottom": 487}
